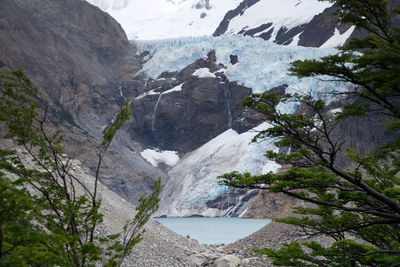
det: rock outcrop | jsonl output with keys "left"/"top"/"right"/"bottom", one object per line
{"left": 213, "top": 0, "right": 261, "bottom": 37}
{"left": 130, "top": 51, "right": 264, "bottom": 154}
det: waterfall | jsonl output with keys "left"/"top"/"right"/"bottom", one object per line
{"left": 224, "top": 83, "right": 233, "bottom": 128}
{"left": 151, "top": 94, "right": 163, "bottom": 133}
{"left": 118, "top": 80, "right": 123, "bottom": 98}
{"left": 226, "top": 190, "right": 256, "bottom": 217}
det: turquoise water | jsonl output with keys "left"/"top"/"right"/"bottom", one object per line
{"left": 155, "top": 217, "right": 271, "bottom": 244}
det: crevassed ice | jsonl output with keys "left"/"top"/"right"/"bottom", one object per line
{"left": 135, "top": 35, "right": 348, "bottom": 113}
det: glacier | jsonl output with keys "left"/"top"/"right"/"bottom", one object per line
{"left": 157, "top": 123, "right": 281, "bottom": 217}
{"left": 137, "top": 35, "right": 351, "bottom": 217}
{"left": 136, "top": 35, "right": 347, "bottom": 112}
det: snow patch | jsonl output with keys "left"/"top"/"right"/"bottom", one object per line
{"left": 135, "top": 89, "right": 161, "bottom": 100}
{"left": 289, "top": 33, "right": 301, "bottom": 46}
{"left": 140, "top": 149, "right": 180, "bottom": 167}
{"left": 163, "top": 83, "right": 184, "bottom": 94}
{"left": 321, "top": 26, "right": 356, "bottom": 48}
{"left": 261, "top": 161, "right": 281, "bottom": 174}
{"left": 328, "top": 107, "right": 343, "bottom": 116}
{"left": 137, "top": 84, "right": 183, "bottom": 101}
{"left": 192, "top": 68, "right": 216, "bottom": 78}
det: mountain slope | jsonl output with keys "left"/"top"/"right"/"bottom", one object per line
{"left": 0, "top": 0, "right": 167, "bottom": 204}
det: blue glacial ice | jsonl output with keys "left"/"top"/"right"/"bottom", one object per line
{"left": 135, "top": 35, "right": 348, "bottom": 115}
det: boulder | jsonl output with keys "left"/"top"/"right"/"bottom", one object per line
{"left": 202, "top": 252, "right": 219, "bottom": 261}
{"left": 187, "top": 254, "right": 209, "bottom": 267}
{"left": 242, "top": 257, "right": 262, "bottom": 267}
{"left": 214, "top": 255, "right": 242, "bottom": 267}
{"left": 230, "top": 55, "right": 238, "bottom": 65}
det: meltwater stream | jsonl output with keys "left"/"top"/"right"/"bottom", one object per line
{"left": 155, "top": 217, "right": 271, "bottom": 244}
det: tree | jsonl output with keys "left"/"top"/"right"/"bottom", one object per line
{"left": 220, "top": 0, "right": 400, "bottom": 265}
{"left": 0, "top": 69, "right": 160, "bottom": 266}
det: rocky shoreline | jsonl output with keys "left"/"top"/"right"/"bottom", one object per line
{"left": 9, "top": 142, "right": 331, "bottom": 267}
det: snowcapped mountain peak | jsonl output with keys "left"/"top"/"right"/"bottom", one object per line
{"left": 85, "top": 0, "right": 351, "bottom": 47}
{"left": 85, "top": 0, "right": 242, "bottom": 40}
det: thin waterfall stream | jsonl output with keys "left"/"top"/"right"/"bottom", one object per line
{"left": 151, "top": 93, "right": 163, "bottom": 133}
{"left": 224, "top": 83, "right": 233, "bottom": 128}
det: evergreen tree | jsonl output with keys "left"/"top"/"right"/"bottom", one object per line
{"left": 220, "top": 0, "right": 400, "bottom": 265}
{"left": 0, "top": 69, "right": 160, "bottom": 266}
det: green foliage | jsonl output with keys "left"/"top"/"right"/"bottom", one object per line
{"left": 292, "top": 0, "right": 400, "bottom": 119}
{"left": 0, "top": 170, "right": 62, "bottom": 266}
{"left": 54, "top": 99, "right": 78, "bottom": 127}
{"left": 0, "top": 69, "right": 160, "bottom": 266}
{"left": 255, "top": 239, "right": 398, "bottom": 267}
{"left": 220, "top": 0, "right": 400, "bottom": 265}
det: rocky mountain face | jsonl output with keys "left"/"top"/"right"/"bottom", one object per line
{"left": 0, "top": 0, "right": 167, "bottom": 203}
{"left": 130, "top": 51, "right": 262, "bottom": 153}
{"left": 0, "top": 0, "right": 268, "bottom": 210}
{"left": 213, "top": 1, "right": 353, "bottom": 47}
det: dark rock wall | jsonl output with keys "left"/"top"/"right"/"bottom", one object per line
{"left": 298, "top": 6, "right": 339, "bottom": 47}
{"left": 130, "top": 51, "right": 264, "bottom": 153}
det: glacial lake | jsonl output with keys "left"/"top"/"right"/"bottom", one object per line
{"left": 155, "top": 217, "right": 271, "bottom": 244}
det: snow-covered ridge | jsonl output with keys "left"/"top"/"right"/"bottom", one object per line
{"left": 224, "top": 0, "right": 332, "bottom": 39}
{"left": 192, "top": 67, "right": 216, "bottom": 78}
